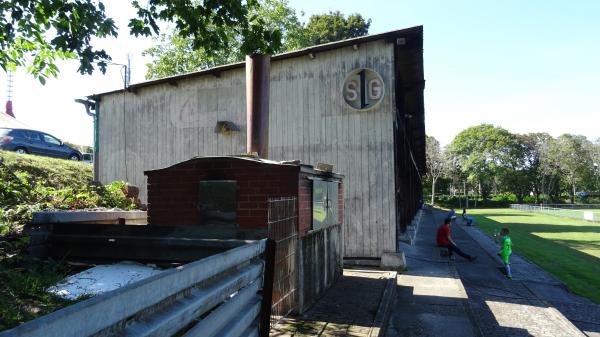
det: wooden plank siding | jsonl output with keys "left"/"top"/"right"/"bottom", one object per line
{"left": 97, "top": 40, "right": 397, "bottom": 258}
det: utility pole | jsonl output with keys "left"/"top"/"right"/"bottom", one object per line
{"left": 5, "top": 69, "right": 14, "bottom": 118}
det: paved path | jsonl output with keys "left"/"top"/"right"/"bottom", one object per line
{"left": 387, "top": 207, "right": 600, "bottom": 337}
{"left": 271, "top": 269, "right": 393, "bottom": 337}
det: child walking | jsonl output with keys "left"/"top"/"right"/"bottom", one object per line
{"left": 498, "top": 228, "right": 512, "bottom": 278}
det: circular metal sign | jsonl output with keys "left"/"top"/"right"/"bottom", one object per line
{"left": 342, "top": 68, "right": 385, "bottom": 110}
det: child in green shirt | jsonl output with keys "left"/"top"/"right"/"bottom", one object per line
{"left": 498, "top": 227, "right": 512, "bottom": 279}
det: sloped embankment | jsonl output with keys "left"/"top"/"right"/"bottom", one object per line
{"left": 0, "top": 150, "right": 137, "bottom": 330}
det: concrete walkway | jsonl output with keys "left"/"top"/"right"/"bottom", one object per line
{"left": 271, "top": 269, "right": 396, "bottom": 337}
{"left": 387, "top": 207, "right": 600, "bottom": 337}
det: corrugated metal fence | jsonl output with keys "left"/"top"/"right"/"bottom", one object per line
{"left": 0, "top": 240, "right": 274, "bottom": 337}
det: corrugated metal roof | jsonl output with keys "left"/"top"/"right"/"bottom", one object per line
{"left": 88, "top": 26, "right": 423, "bottom": 99}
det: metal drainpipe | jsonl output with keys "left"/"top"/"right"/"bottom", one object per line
{"left": 75, "top": 98, "right": 99, "bottom": 181}
{"left": 93, "top": 104, "right": 100, "bottom": 181}
{"left": 246, "top": 54, "right": 271, "bottom": 158}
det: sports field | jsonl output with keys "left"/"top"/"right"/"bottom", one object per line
{"left": 469, "top": 208, "right": 600, "bottom": 304}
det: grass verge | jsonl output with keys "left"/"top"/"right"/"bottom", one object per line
{"left": 469, "top": 208, "right": 600, "bottom": 304}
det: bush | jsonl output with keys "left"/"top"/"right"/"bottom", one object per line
{"left": 0, "top": 151, "right": 138, "bottom": 235}
{"left": 431, "top": 194, "right": 513, "bottom": 209}
{"left": 491, "top": 193, "right": 517, "bottom": 203}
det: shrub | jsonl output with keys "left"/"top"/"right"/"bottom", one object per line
{"left": 491, "top": 193, "right": 517, "bottom": 203}
{"left": 0, "top": 151, "right": 138, "bottom": 235}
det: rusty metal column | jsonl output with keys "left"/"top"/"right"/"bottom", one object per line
{"left": 246, "top": 54, "right": 271, "bottom": 158}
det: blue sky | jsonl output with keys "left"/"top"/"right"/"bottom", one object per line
{"left": 1, "top": 0, "right": 599, "bottom": 146}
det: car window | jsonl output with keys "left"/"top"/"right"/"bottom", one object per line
{"left": 25, "top": 131, "right": 41, "bottom": 142}
{"left": 10, "top": 130, "right": 25, "bottom": 138}
{"left": 43, "top": 134, "right": 61, "bottom": 145}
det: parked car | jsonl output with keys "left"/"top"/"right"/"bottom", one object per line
{"left": 82, "top": 152, "right": 94, "bottom": 164}
{"left": 0, "top": 127, "right": 82, "bottom": 161}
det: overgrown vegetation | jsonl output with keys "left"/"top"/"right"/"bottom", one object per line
{"left": 0, "top": 150, "right": 138, "bottom": 330}
{"left": 0, "top": 150, "right": 137, "bottom": 235}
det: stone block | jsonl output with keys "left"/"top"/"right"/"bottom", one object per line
{"left": 381, "top": 251, "right": 407, "bottom": 270}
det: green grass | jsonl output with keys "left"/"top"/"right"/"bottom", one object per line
{"left": 469, "top": 208, "right": 600, "bottom": 304}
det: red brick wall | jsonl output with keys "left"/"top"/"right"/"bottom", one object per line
{"left": 146, "top": 157, "right": 299, "bottom": 229}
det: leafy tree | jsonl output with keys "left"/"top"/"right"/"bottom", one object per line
{"left": 553, "top": 134, "right": 594, "bottom": 203}
{"left": 516, "top": 133, "right": 556, "bottom": 202}
{"left": 144, "top": 0, "right": 307, "bottom": 79}
{"left": 425, "top": 135, "right": 446, "bottom": 206}
{"left": 143, "top": 4, "right": 372, "bottom": 79}
{"left": 304, "top": 11, "right": 370, "bottom": 45}
{"left": 0, "top": 0, "right": 280, "bottom": 83}
{"left": 0, "top": 0, "right": 117, "bottom": 83}
{"left": 448, "top": 124, "right": 522, "bottom": 200}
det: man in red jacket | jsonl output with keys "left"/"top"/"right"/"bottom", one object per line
{"left": 437, "top": 217, "right": 477, "bottom": 261}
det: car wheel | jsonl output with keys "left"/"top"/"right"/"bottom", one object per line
{"left": 69, "top": 154, "right": 81, "bottom": 161}
{"left": 15, "top": 147, "right": 28, "bottom": 154}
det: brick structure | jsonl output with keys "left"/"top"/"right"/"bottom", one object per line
{"left": 144, "top": 156, "right": 343, "bottom": 237}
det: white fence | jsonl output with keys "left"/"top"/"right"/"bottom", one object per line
{"left": 510, "top": 204, "right": 600, "bottom": 223}
{"left": 0, "top": 240, "right": 273, "bottom": 337}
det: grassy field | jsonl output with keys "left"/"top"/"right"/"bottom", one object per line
{"left": 469, "top": 208, "right": 600, "bottom": 304}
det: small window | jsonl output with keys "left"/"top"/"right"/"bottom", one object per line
{"left": 25, "top": 131, "right": 41, "bottom": 141}
{"left": 43, "top": 134, "right": 61, "bottom": 145}
{"left": 312, "top": 179, "right": 340, "bottom": 230}
{"left": 10, "top": 130, "right": 25, "bottom": 138}
{"left": 198, "top": 180, "right": 237, "bottom": 226}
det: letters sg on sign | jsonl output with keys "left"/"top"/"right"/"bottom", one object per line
{"left": 342, "top": 68, "right": 385, "bottom": 110}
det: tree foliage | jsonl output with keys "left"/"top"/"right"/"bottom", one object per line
{"left": 429, "top": 124, "right": 600, "bottom": 205}
{"left": 553, "top": 134, "right": 594, "bottom": 203}
{"left": 144, "top": 0, "right": 308, "bottom": 79}
{"left": 304, "top": 11, "right": 370, "bottom": 45}
{"left": 143, "top": 2, "right": 371, "bottom": 79}
{"left": 0, "top": 0, "right": 281, "bottom": 83}
{"left": 448, "top": 124, "right": 522, "bottom": 200}
{"left": 425, "top": 135, "right": 446, "bottom": 205}
{"left": 0, "top": 0, "right": 117, "bottom": 83}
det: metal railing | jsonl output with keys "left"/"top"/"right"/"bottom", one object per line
{"left": 510, "top": 204, "right": 600, "bottom": 223}
{"left": 537, "top": 203, "right": 600, "bottom": 210}
{"left": 1, "top": 239, "right": 275, "bottom": 337}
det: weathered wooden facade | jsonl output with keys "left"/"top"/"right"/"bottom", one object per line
{"left": 89, "top": 26, "right": 425, "bottom": 259}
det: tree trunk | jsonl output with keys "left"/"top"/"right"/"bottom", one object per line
{"left": 571, "top": 177, "right": 576, "bottom": 204}
{"left": 431, "top": 178, "right": 436, "bottom": 206}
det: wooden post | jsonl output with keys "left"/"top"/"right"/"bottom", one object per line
{"left": 259, "top": 238, "right": 276, "bottom": 337}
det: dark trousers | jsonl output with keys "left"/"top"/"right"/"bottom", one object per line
{"left": 442, "top": 242, "right": 472, "bottom": 260}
